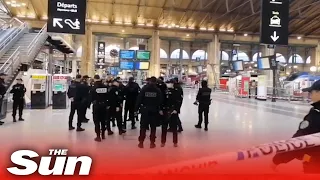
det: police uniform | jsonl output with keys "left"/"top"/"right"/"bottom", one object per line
{"left": 123, "top": 78, "right": 141, "bottom": 129}
{"left": 74, "top": 79, "right": 89, "bottom": 132}
{"left": 0, "top": 74, "right": 6, "bottom": 125}
{"left": 91, "top": 76, "right": 108, "bottom": 142}
{"left": 161, "top": 80, "right": 181, "bottom": 147}
{"left": 171, "top": 79, "right": 183, "bottom": 132}
{"left": 135, "top": 78, "right": 163, "bottom": 148}
{"left": 10, "top": 79, "right": 26, "bottom": 122}
{"left": 195, "top": 81, "right": 212, "bottom": 131}
{"left": 272, "top": 81, "right": 320, "bottom": 174}
{"left": 67, "top": 80, "right": 80, "bottom": 130}
{"left": 108, "top": 81, "right": 126, "bottom": 135}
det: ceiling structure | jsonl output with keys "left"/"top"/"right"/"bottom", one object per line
{"left": 3, "top": 0, "right": 320, "bottom": 37}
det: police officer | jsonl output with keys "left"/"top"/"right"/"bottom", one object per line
{"left": 123, "top": 77, "right": 140, "bottom": 130}
{"left": 272, "top": 80, "right": 320, "bottom": 174}
{"left": 73, "top": 75, "right": 87, "bottom": 132}
{"left": 161, "top": 79, "right": 181, "bottom": 148}
{"left": 10, "top": 78, "right": 26, "bottom": 122}
{"left": 169, "top": 77, "right": 183, "bottom": 132}
{"left": 107, "top": 80, "right": 126, "bottom": 135}
{"left": 0, "top": 73, "right": 6, "bottom": 125}
{"left": 194, "top": 80, "right": 212, "bottom": 131}
{"left": 82, "top": 75, "right": 90, "bottom": 123}
{"left": 91, "top": 75, "right": 108, "bottom": 142}
{"left": 67, "top": 75, "right": 81, "bottom": 130}
{"left": 135, "top": 76, "right": 163, "bottom": 148}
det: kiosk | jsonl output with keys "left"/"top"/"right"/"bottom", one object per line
{"left": 52, "top": 75, "right": 70, "bottom": 109}
{"left": 30, "top": 74, "right": 51, "bottom": 109}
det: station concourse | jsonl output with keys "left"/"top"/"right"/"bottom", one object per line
{"left": 0, "top": 0, "right": 319, "bottom": 175}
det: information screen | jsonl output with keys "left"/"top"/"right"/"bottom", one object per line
{"left": 257, "top": 57, "right": 271, "bottom": 70}
{"left": 54, "top": 84, "right": 64, "bottom": 91}
{"left": 232, "top": 61, "right": 244, "bottom": 71}
{"left": 119, "top": 50, "right": 136, "bottom": 59}
{"left": 135, "top": 62, "right": 149, "bottom": 70}
{"left": 120, "top": 61, "right": 134, "bottom": 70}
{"left": 136, "top": 51, "right": 151, "bottom": 60}
{"left": 110, "top": 67, "right": 119, "bottom": 76}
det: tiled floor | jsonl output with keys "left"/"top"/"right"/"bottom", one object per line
{"left": 0, "top": 89, "right": 309, "bottom": 174}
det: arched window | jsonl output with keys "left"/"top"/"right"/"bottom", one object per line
{"left": 129, "top": 46, "right": 139, "bottom": 50}
{"left": 252, "top": 52, "right": 262, "bottom": 61}
{"left": 76, "top": 46, "right": 82, "bottom": 58}
{"left": 232, "top": 51, "right": 249, "bottom": 61}
{"left": 276, "top": 53, "right": 286, "bottom": 63}
{"left": 192, "top": 50, "right": 207, "bottom": 60}
{"left": 289, "top": 54, "right": 304, "bottom": 64}
{"left": 220, "top": 51, "right": 229, "bottom": 61}
{"left": 306, "top": 56, "right": 311, "bottom": 64}
{"left": 160, "top": 48, "right": 168, "bottom": 59}
{"left": 170, "top": 49, "right": 190, "bottom": 59}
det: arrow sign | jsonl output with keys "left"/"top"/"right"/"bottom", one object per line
{"left": 270, "top": 31, "right": 279, "bottom": 42}
{"left": 53, "top": 18, "right": 63, "bottom": 28}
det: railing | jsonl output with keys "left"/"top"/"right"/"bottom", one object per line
{"left": 0, "top": 19, "right": 27, "bottom": 52}
{"left": 27, "top": 23, "right": 47, "bottom": 57}
{"left": 0, "top": 46, "right": 20, "bottom": 75}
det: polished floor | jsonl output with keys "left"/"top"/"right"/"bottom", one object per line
{"left": 0, "top": 89, "right": 310, "bottom": 174}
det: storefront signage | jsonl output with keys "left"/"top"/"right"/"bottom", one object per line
{"left": 260, "top": 0, "right": 289, "bottom": 45}
{"left": 47, "top": 0, "right": 87, "bottom": 34}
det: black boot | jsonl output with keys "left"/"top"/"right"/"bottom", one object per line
{"left": 195, "top": 124, "right": 201, "bottom": 129}
{"left": 94, "top": 136, "right": 101, "bottom": 142}
{"left": 204, "top": 125, "right": 208, "bottom": 131}
{"left": 150, "top": 143, "right": 156, "bottom": 149}
{"left": 101, "top": 132, "right": 106, "bottom": 139}
{"left": 76, "top": 127, "right": 85, "bottom": 132}
{"left": 138, "top": 142, "right": 144, "bottom": 148}
{"left": 0, "top": 121, "right": 4, "bottom": 125}
{"left": 18, "top": 117, "right": 24, "bottom": 121}
{"left": 13, "top": 117, "right": 17, "bottom": 123}
{"left": 69, "top": 126, "right": 75, "bottom": 130}
{"left": 108, "top": 131, "right": 114, "bottom": 135}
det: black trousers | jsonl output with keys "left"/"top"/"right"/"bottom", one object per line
{"left": 197, "top": 104, "right": 210, "bottom": 127}
{"left": 93, "top": 104, "right": 107, "bottom": 136}
{"left": 69, "top": 101, "right": 76, "bottom": 127}
{"left": 12, "top": 99, "right": 24, "bottom": 118}
{"left": 124, "top": 102, "right": 136, "bottom": 128}
{"left": 75, "top": 102, "right": 85, "bottom": 128}
{"left": 161, "top": 112, "right": 178, "bottom": 144}
{"left": 107, "top": 107, "right": 122, "bottom": 132}
{"left": 139, "top": 110, "right": 158, "bottom": 143}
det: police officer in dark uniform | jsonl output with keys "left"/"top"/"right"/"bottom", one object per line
{"left": 107, "top": 80, "right": 126, "bottom": 135}
{"left": 194, "top": 80, "right": 212, "bottom": 131}
{"left": 272, "top": 80, "right": 320, "bottom": 174}
{"left": 0, "top": 73, "right": 6, "bottom": 125}
{"left": 10, "top": 78, "right": 26, "bottom": 122}
{"left": 82, "top": 75, "right": 90, "bottom": 123}
{"left": 90, "top": 75, "right": 108, "bottom": 142}
{"left": 123, "top": 77, "right": 140, "bottom": 130}
{"left": 135, "top": 76, "right": 163, "bottom": 148}
{"left": 169, "top": 77, "right": 184, "bottom": 132}
{"left": 161, "top": 79, "right": 181, "bottom": 148}
{"left": 73, "top": 75, "right": 87, "bottom": 132}
{"left": 67, "top": 75, "right": 82, "bottom": 130}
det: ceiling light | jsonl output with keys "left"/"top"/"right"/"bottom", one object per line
{"left": 297, "top": 36, "right": 302, "bottom": 40}
{"left": 227, "top": 29, "right": 234, "bottom": 32}
{"left": 11, "top": 4, "right": 16, "bottom": 7}
{"left": 11, "top": 0, "right": 16, "bottom": 3}
{"left": 200, "top": 27, "right": 207, "bottom": 30}
{"left": 16, "top": 4, "right": 21, "bottom": 7}
{"left": 244, "top": 33, "right": 248, "bottom": 36}
{"left": 293, "top": 65, "right": 298, "bottom": 69}
{"left": 188, "top": 26, "right": 195, "bottom": 29}
{"left": 17, "top": 14, "right": 25, "bottom": 18}
{"left": 137, "top": 23, "right": 145, "bottom": 26}
{"left": 186, "top": 34, "right": 189, "bottom": 37}
{"left": 175, "top": 25, "right": 180, "bottom": 28}
{"left": 171, "top": 23, "right": 175, "bottom": 26}
{"left": 22, "top": 3, "right": 26, "bottom": 6}
{"left": 101, "top": 20, "right": 109, "bottom": 24}
{"left": 115, "top": 21, "right": 122, "bottom": 24}
{"left": 92, "top": 20, "right": 99, "bottom": 23}
{"left": 208, "top": 28, "right": 215, "bottom": 31}
{"left": 27, "top": 15, "right": 35, "bottom": 18}
{"left": 168, "top": 26, "right": 172, "bottom": 28}
{"left": 6, "top": 2, "right": 11, "bottom": 4}
{"left": 121, "top": 29, "right": 125, "bottom": 33}
{"left": 180, "top": 26, "right": 186, "bottom": 29}
{"left": 146, "top": 24, "right": 153, "bottom": 27}
{"left": 124, "top": 22, "right": 132, "bottom": 25}
{"left": 219, "top": 28, "right": 226, "bottom": 32}
{"left": 86, "top": 19, "right": 92, "bottom": 22}
{"left": 41, "top": 16, "right": 48, "bottom": 20}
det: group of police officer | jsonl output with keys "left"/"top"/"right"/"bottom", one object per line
{"left": 67, "top": 74, "right": 198, "bottom": 148}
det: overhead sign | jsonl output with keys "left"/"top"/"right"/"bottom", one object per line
{"left": 47, "top": 0, "right": 87, "bottom": 34}
{"left": 260, "top": 0, "right": 289, "bottom": 45}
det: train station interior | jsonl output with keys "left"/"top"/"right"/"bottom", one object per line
{"left": 0, "top": 0, "right": 319, "bottom": 174}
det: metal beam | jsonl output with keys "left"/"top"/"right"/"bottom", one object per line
{"left": 177, "top": 0, "right": 193, "bottom": 25}
{"left": 135, "top": 0, "right": 142, "bottom": 23}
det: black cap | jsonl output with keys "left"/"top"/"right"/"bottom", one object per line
{"left": 76, "top": 75, "right": 82, "bottom": 79}
{"left": 302, "top": 80, "right": 320, "bottom": 92}
{"left": 0, "top": 73, "right": 7, "bottom": 76}
{"left": 150, "top": 76, "right": 157, "bottom": 83}
{"left": 94, "top": 75, "right": 100, "bottom": 80}
{"left": 83, "top": 75, "right": 89, "bottom": 79}
{"left": 129, "top": 77, "right": 134, "bottom": 82}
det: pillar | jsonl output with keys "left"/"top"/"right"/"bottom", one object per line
{"left": 206, "top": 35, "right": 220, "bottom": 87}
{"left": 48, "top": 46, "right": 54, "bottom": 75}
{"left": 316, "top": 42, "right": 320, "bottom": 72}
{"left": 150, "top": 30, "right": 160, "bottom": 77}
{"left": 72, "top": 59, "right": 77, "bottom": 77}
{"left": 80, "top": 25, "right": 94, "bottom": 77}
{"left": 261, "top": 45, "right": 274, "bottom": 87}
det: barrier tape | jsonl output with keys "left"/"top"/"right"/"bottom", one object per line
{"left": 130, "top": 133, "right": 320, "bottom": 174}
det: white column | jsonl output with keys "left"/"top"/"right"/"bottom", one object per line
{"left": 150, "top": 30, "right": 160, "bottom": 77}
{"left": 206, "top": 35, "right": 220, "bottom": 87}
{"left": 261, "top": 45, "right": 274, "bottom": 87}
{"left": 72, "top": 60, "right": 77, "bottom": 77}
